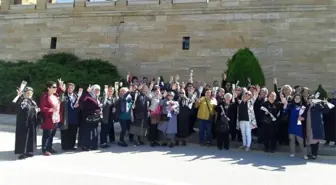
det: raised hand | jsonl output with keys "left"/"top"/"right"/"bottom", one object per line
{"left": 87, "top": 84, "right": 92, "bottom": 93}
{"left": 222, "top": 72, "right": 227, "bottom": 80}
{"left": 104, "top": 85, "right": 108, "bottom": 95}
{"left": 16, "top": 87, "right": 23, "bottom": 97}
{"left": 175, "top": 74, "right": 180, "bottom": 82}
{"left": 57, "top": 78, "right": 64, "bottom": 87}
{"left": 169, "top": 76, "right": 174, "bottom": 83}
{"left": 273, "top": 77, "right": 277, "bottom": 84}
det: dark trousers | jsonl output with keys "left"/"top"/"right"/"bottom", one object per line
{"left": 119, "top": 119, "right": 132, "bottom": 143}
{"left": 216, "top": 131, "right": 230, "bottom": 149}
{"left": 311, "top": 142, "right": 320, "bottom": 156}
{"left": 42, "top": 128, "right": 57, "bottom": 153}
{"left": 199, "top": 119, "right": 212, "bottom": 143}
{"left": 229, "top": 121, "right": 240, "bottom": 141}
{"left": 100, "top": 121, "right": 115, "bottom": 144}
{"left": 189, "top": 109, "right": 197, "bottom": 133}
{"left": 148, "top": 124, "right": 158, "bottom": 142}
{"left": 80, "top": 123, "right": 98, "bottom": 149}
{"left": 60, "top": 124, "right": 78, "bottom": 150}
{"left": 263, "top": 123, "right": 277, "bottom": 151}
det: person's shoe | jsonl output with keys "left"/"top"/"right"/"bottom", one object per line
{"left": 18, "top": 154, "right": 27, "bottom": 160}
{"left": 245, "top": 147, "right": 250, "bottom": 152}
{"left": 49, "top": 149, "right": 57, "bottom": 154}
{"left": 150, "top": 142, "right": 156, "bottom": 147}
{"left": 161, "top": 142, "right": 168, "bottom": 147}
{"left": 133, "top": 141, "right": 140, "bottom": 146}
{"left": 217, "top": 146, "right": 223, "bottom": 150}
{"left": 138, "top": 140, "right": 145, "bottom": 145}
{"left": 224, "top": 147, "right": 230, "bottom": 150}
{"left": 43, "top": 151, "right": 51, "bottom": 156}
{"left": 100, "top": 144, "right": 110, "bottom": 149}
{"left": 308, "top": 155, "right": 317, "bottom": 160}
{"left": 238, "top": 145, "right": 245, "bottom": 150}
{"left": 181, "top": 140, "right": 187, "bottom": 146}
{"left": 168, "top": 142, "right": 174, "bottom": 148}
{"left": 24, "top": 153, "right": 34, "bottom": 157}
{"left": 118, "top": 141, "right": 128, "bottom": 147}
{"left": 153, "top": 141, "right": 160, "bottom": 146}
{"left": 206, "top": 142, "right": 211, "bottom": 147}
{"left": 289, "top": 154, "right": 295, "bottom": 158}
{"left": 82, "top": 148, "right": 90, "bottom": 151}
{"left": 303, "top": 155, "right": 309, "bottom": 160}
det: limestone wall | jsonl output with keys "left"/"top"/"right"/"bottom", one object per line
{"left": 0, "top": 0, "right": 336, "bottom": 90}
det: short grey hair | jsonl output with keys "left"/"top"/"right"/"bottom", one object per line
{"left": 261, "top": 87, "right": 268, "bottom": 95}
{"left": 224, "top": 93, "right": 233, "bottom": 100}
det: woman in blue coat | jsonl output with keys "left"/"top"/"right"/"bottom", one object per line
{"left": 282, "top": 94, "right": 308, "bottom": 159}
{"left": 305, "top": 96, "right": 329, "bottom": 160}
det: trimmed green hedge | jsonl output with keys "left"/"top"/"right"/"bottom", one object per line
{"left": 226, "top": 48, "right": 265, "bottom": 87}
{"left": 0, "top": 53, "right": 123, "bottom": 113}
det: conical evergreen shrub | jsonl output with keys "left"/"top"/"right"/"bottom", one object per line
{"left": 315, "top": 84, "right": 328, "bottom": 99}
{"left": 226, "top": 48, "right": 265, "bottom": 87}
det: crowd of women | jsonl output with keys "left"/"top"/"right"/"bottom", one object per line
{"left": 13, "top": 72, "right": 336, "bottom": 161}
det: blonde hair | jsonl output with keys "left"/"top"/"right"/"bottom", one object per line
{"left": 119, "top": 87, "right": 129, "bottom": 92}
{"left": 281, "top": 85, "right": 292, "bottom": 95}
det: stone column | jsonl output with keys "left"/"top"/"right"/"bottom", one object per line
{"left": 74, "top": 0, "right": 85, "bottom": 7}
{"left": 0, "top": 0, "right": 11, "bottom": 12}
{"left": 36, "top": 0, "right": 46, "bottom": 9}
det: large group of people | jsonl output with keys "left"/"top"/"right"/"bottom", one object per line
{"left": 13, "top": 72, "right": 336, "bottom": 161}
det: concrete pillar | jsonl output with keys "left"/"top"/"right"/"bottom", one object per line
{"left": 0, "top": 0, "right": 11, "bottom": 11}
{"left": 36, "top": 0, "right": 46, "bottom": 9}
{"left": 74, "top": 0, "right": 86, "bottom": 7}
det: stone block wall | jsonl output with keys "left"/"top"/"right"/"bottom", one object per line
{"left": 0, "top": 0, "right": 335, "bottom": 90}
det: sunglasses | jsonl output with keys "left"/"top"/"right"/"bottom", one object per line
{"left": 51, "top": 86, "right": 57, "bottom": 89}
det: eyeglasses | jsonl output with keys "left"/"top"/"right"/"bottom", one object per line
{"left": 51, "top": 86, "right": 57, "bottom": 89}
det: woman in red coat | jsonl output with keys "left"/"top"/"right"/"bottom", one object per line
{"left": 39, "top": 80, "right": 65, "bottom": 156}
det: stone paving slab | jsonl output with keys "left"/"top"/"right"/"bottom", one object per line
{"left": 1, "top": 114, "right": 335, "bottom": 156}
{"left": 0, "top": 130, "right": 336, "bottom": 185}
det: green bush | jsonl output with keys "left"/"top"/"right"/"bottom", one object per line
{"left": 226, "top": 48, "right": 265, "bottom": 87}
{"left": 315, "top": 84, "right": 328, "bottom": 100}
{"left": 0, "top": 53, "right": 123, "bottom": 113}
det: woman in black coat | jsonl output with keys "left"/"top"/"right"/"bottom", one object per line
{"left": 176, "top": 89, "right": 195, "bottom": 146}
{"left": 305, "top": 96, "right": 330, "bottom": 160}
{"left": 14, "top": 87, "right": 40, "bottom": 160}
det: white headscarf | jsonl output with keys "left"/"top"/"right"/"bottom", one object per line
{"left": 90, "top": 84, "right": 101, "bottom": 99}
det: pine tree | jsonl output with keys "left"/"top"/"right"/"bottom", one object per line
{"left": 315, "top": 84, "right": 328, "bottom": 99}
{"left": 226, "top": 47, "right": 265, "bottom": 87}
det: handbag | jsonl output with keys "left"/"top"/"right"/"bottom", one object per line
{"left": 36, "top": 112, "right": 43, "bottom": 126}
{"left": 216, "top": 119, "right": 229, "bottom": 133}
{"left": 262, "top": 115, "right": 273, "bottom": 124}
{"left": 161, "top": 114, "right": 170, "bottom": 121}
{"left": 205, "top": 99, "right": 214, "bottom": 122}
{"left": 86, "top": 113, "right": 101, "bottom": 124}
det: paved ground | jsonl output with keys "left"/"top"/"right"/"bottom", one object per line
{"left": 0, "top": 123, "right": 336, "bottom": 185}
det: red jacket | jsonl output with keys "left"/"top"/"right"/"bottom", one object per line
{"left": 39, "top": 88, "right": 64, "bottom": 130}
